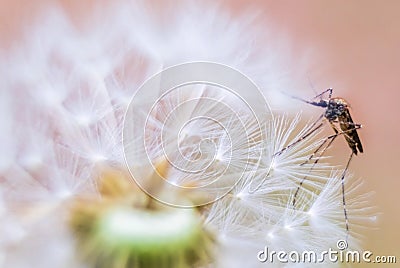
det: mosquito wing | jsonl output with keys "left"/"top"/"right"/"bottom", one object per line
{"left": 338, "top": 109, "right": 363, "bottom": 155}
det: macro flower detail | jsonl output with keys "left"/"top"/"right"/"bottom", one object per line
{"left": 122, "top": 62, "right": 273, "bottom": 207}
{"left": 69, "top": 167, "right": 214, "bottom": 268}
{"left": 0, "top": 1, "right": 374, "bottom": 268}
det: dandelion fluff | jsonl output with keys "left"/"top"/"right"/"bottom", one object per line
{"left": 0, "top": 1, "right": 374, "bottom": 268}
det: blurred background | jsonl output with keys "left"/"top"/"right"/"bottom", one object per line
{"left": 1, "top": 0, "right": 398, "bottom": 265}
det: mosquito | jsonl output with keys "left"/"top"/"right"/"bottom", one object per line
{"left": 275, "top": 88, "right": 363, "bottom": 239}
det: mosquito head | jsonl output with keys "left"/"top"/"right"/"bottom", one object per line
{"left": 325, "top": 98, "right": 348, "bottom": 120}
{"left": 314, "top": 99, "right": 328, "bottom": 108}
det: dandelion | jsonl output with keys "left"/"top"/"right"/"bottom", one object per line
{"left": 0, "top": 1, "right": 374, "bottom": 268}
{"left": 204, "top": 115, "right": 374, "bottom": 267}
{"left": 69, "top": 167, "right": 214, "bottom": 268}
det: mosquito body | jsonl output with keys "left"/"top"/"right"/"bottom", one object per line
{"left": 249, "top": 88, "right": 364, "bottom": 241}
{"left": 296, "top": 90, "right": 363, "bottom": 155}
{"left": 283, "top": 88, "right": 364, "bottom": 242}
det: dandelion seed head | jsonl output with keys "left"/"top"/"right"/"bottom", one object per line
{"left": 40, "top": 87, "right": 67, "bottom": 108}
{"left": 204, "top": 113, "right": 373, "bottom": 260}
{"left": 0, "top": 1, "right": 375, "bottom": 267}
{"left": 69, "top": 169, "right": 214, "bottom": 267}
{"left": 268, "top": 231, "right": 275, "bottom": 239}
{"left": 235, "top": 190, "right": 247, "bottom": 200}
{"left": 89, "top": 152, "right": 108, "bottom": 163}
{"left": 74, "top": 113, "right": 93, "bottom": 126}
{"left": 284, "top": 224, "right": 293, "bottom": 231}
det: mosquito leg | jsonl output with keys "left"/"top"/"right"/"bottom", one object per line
{"left": 292, "top": 135, "right": 337, "bottom": 207}
{"left": 299, "top": 119, "right": 361, "bottom": 166}
{"left": 334, "top": 121, "right": 363, "bottom": 154}
{"left": 249, "top": 114, "right": 325, "bottom": 193}
{"left": 312, "top": 88, "right": 333, "bottom": 101}
{"left": 274, "top": 114, "right": 325, "bottom": 157}
{"left": 341, "top": 152, "right": 354, "bottom": 243}
{"left": 327, "top": 88, "right": 333, "bottom": 99}
{"left": 299, "top": 130, "right": 338, "bottom": 166}
{"left": 293, "top": 122, "right": 361, "bottom": 207}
